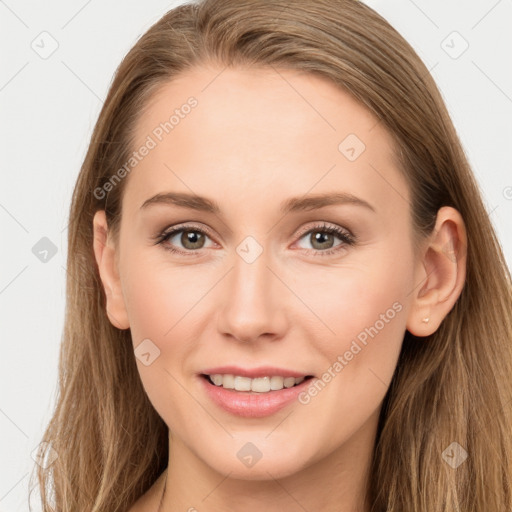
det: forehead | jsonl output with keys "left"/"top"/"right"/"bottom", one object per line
{"left": 124, "top": 65, "right": 408, "bottom": 219}
{"left": 135, "top": 64, "right": 383, "bottom": 150}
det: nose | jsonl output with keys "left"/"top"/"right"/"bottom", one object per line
{"left": 216, "top": 245, "right": 289, "bottom": 344}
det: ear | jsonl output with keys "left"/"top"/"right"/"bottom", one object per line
{"left": 406, "top": 206, "right": 467, "bottom": 337}
{"left": 92, "top": 210, "right": 130, "bottom": 330}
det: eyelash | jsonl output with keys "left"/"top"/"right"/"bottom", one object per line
{"left": 154, "top": 222, "right": 356, "bottom": 257}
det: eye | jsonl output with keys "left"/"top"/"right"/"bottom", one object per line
{"left": 295, "top": 223, "right": 355, "bottom": 256}
{"left": 155, "top": 224, "right": 215, "bottom": 255}
{"left": 154, "top": 222, "right": 355, "bottom": 257}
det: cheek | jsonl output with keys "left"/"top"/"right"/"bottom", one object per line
{"left": 295, "top": 250, "right": 411, "bottom": 406}
{"left": 297, "top": 258, "right": 409, "bottom": 355}
{"left": 120, "top": 254, "right": 205, "bottom": 428}
{"left": 121, "top": 251, "right": 205, "bottom": 343}
{"left": 292, "top": 264, "right": 408, "bottom": 453}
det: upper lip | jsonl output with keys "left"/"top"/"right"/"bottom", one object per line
{"left": 200, "top": 366, "right": 312, "bottom": 379}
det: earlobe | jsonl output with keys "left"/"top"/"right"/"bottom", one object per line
{"left": 406, "top": 206, "right": 467, "bottom": 337}
{"left": 92, "top": 210, "right": 130, "bottom": 330}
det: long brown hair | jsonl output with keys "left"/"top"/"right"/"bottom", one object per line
{"left": 32, "top": 0, "right": 512, "bottom": 510}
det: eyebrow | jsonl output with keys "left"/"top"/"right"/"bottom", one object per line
{"left": 140, "top": 191, "right": 376, "bottom": 214}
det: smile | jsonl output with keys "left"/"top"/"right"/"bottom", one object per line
{"left": 204, "top": 374, "right": 311, "bottom": 393}
{"left": 200, "top": 373, "right": 315, "bottom": 418}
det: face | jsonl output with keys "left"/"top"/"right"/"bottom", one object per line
{"left": 107, "top": 65, "right": 420, "bottom": 480}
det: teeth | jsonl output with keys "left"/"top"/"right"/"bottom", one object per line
{"left": 251, "top": 377, "right": 270, "bottom": 392}
{"left": 222, "top": 374, "right": 235, "bottom": 389}
{"left": 208, "top": 374, "right": 306, "bottom": 392}
{"left": 210, "top": 374, "right": 223, "bottom": 386}
{"left": 234, "top": 376, "right": 252, "bottom": 391}
{"left": 270, "top": 376, "right": 284, "bottom": 390}
{"left": 284, "top": 377, "right": 296, "bottom": 388}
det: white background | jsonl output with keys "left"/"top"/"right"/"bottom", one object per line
{"left": 0, "top": 0, "right": 511, "bottom": 510}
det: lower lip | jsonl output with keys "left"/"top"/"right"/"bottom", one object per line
{"left": 200, "top": 375, "right": 313, "bottom": 418}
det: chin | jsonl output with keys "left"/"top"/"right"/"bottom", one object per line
{"left": 198, "top": 440, "right": 315, "bottom": 481}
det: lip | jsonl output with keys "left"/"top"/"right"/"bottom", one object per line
{"left": 200, "top": 365, "right": 310, "bottom": 379}
{"left": 199, "top": 373, "right": 314, "bottom": 418}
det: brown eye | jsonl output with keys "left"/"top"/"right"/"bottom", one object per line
{"left": 296, "top": 224, "right": 354, "bottom": 255}
{"left": 309, "top": 231, "right": 336, "bottom": 250}
{"left": 179, "top": 230, "right": 206, "bottom": 250}
{"left": 157, "top": 226, "right": 214, "bottom": 254}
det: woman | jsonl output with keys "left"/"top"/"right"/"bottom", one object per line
{"left": 33, "top": 0, "right": 512, "bottom": 510}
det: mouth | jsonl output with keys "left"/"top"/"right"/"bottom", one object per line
{"left": 199, "top": 372, "right": 316, "bottom": 418}
{"left": 201, "top": 373, "right": 315, "bottom": 393}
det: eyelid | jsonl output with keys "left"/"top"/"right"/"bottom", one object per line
{"left": 156, "top": 222, "right": 216, "bottom": 241}
{"left": 294, "top": 221, "right": 354, "bottom": 240}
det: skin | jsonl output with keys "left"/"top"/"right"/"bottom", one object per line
{"left": 93, "top": 65, "right": 467, "bottom": 512}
